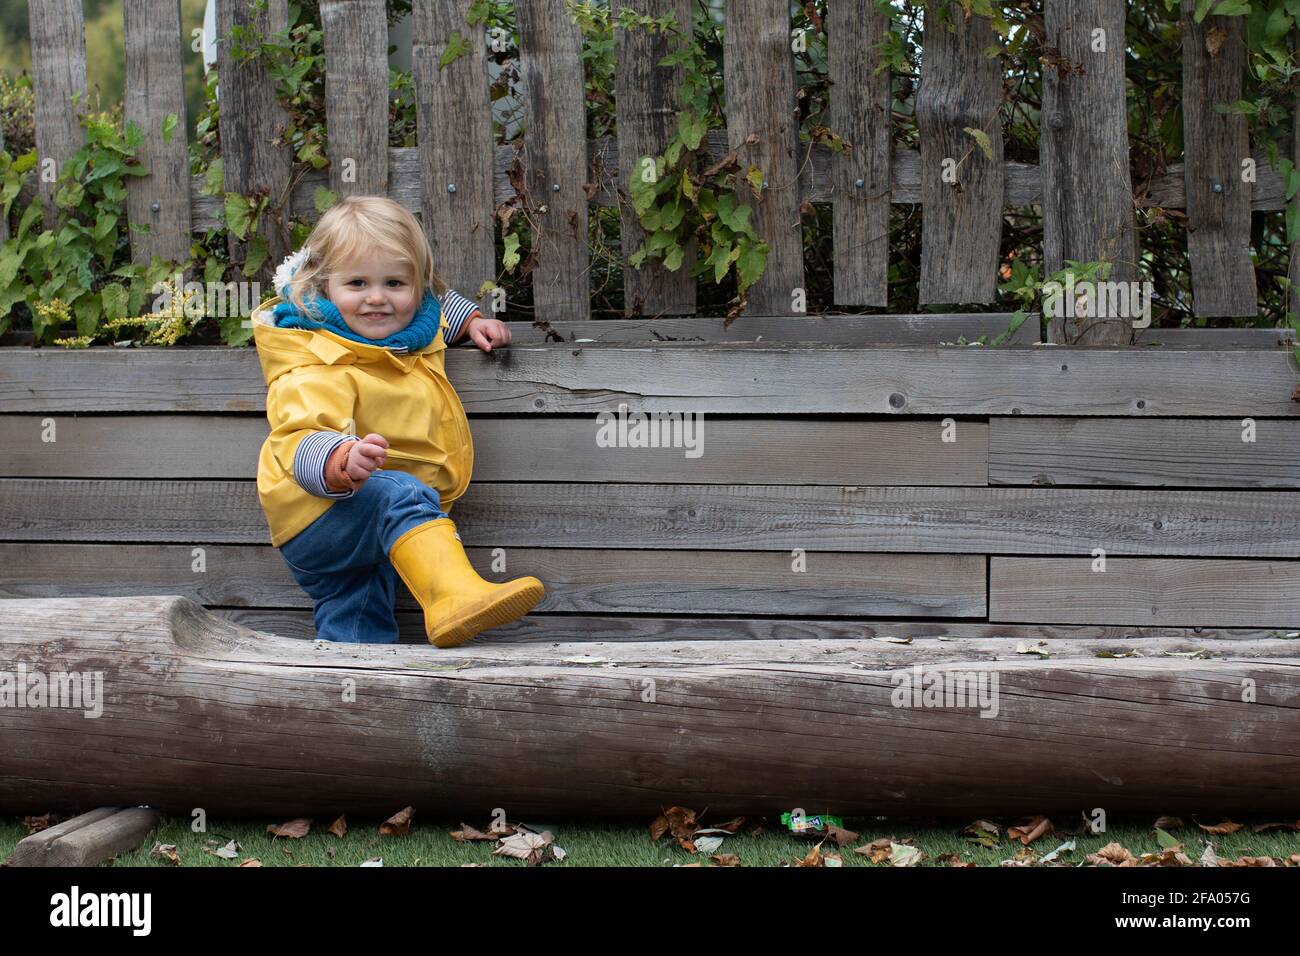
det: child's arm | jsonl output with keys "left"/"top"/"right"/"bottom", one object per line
{"left": 440, "top": 287, "right": 484, "bottom": 345}
{"left": 265, "top": 369, "right": 361, "bottom": 499}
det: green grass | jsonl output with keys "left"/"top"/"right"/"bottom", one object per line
{"left": 3, "top": 814, "right": 1297, "bottom": 867}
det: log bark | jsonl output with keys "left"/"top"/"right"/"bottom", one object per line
{"left": 1, "top": 597, "right": 1297, "bottom": 817}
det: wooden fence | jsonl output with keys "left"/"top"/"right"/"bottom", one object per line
{"left": 13, "top": 0, "right": 1299, "bottom": 342}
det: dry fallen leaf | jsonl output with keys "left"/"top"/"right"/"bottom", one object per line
{"left": 711, "top": 817, "right": 746, "bottom": 834}
{"left": 825, "top": 824, "right": 860, "bottom": 847}
{"left": 266, "top": 818, "right": 311, "bottom": 839}
{"left": 450, "top": 823, "right": 496, "bottom": 842}
{"left": 936, "top": 852, "right": 976, "bottom": 867}
{"left": 889, "top": 843, "right": 923, "bottom": 867}
{"left": 1153, "top": 815, "right": 1183, "bottom": 830}
{"left": 1197, "top": 820, "right": 1243, "bottom": 835}
{"left": 794, "top": 842, "right": 825, "bottom": 867}
{"left": 237, "top": 859, "right": 263, "bottom": 867}
{"left": 1088, "top": 842, "right": 1138, "bottom": 866}
{"left": 854, "top": 836, "right": 894, "bottom": 864}
{"left": 493, "top": 830, "right": 557, "bottom": 866}
{"left": 1228, "top": 855, "right": 1277, "bottom": 867}
{"left": 1204, "top": 26, "right": 1227, "bottom": 58}
{"left": 649, "top": 806, "right": 699, "bottom": 852}
{"left": 22, "top": 814, "right": 60, "bottom": 836}
{"left": 1008, "top": 816, "right": 1053, "bottom": 845}
{"left": 1250, "top": 821, "right": 1299, "bottom": 833}
{"left": 710, "top": 853, "right": 742, "bottom": 867}
{"left": 149, "top": 842, "right": 180, "bottom": 865}
{"left": 210, "top": 839, "right": 241, "bottom": 860}
{"left": 327, "top": 815, "right": 347, "bottom": 839}
{"left": 379, "top": 806, "right": 415, "bottom": 837}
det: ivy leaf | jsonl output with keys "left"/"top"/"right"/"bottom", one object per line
{"left": 101, "top": 282, "right": 129, "bottom": 320}
{"left": 1210, "top": 0, "right": 1252, "bottom": 14}
{"left": 440, "top": 30, "right": 472, "bottom": 69}
{"left": 1263, "top": 6, "right": 1293, "bottom": 42}
{"left": 676, "top": 110, "right": 707, "bottom": 151}
{"left": 745, "top": 164, "right": 764, "bottom": 196}
{"left": 313, "top": 186, "right": 338, "bottom": 213}
{"left": 964, "top": 126, "right": 993, "bottom": 161}
{"left": 1286, "top": 202, "right": 1300, "bottom": 246}
{"left": 203, "top": 158, "right": 224, "bottom": 197}
{"left": 663, "top": 242, "right": 684, "bottom": 272}
{"left": 735, "top": 238, "right": 768, "bottom": 294}
{"left": 205, "top": 256, "right": 227, "bottom": 285}
{"left": 243, "top": 235, "right": 268, "bottom": 277}
{"left": 162, "top": 113, "right": 178, "bottom": 145}
{"left": 225, "top": 193, "right": 251, "bottom": 241}
{"left": 716, "top": 192, "right": 754, "bottom": 235}
{"left": 502, "top": 231, "right": 521, "bottom": 271}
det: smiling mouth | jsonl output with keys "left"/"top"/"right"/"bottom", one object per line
{"left": 360, "top": 312, "right": 391, "bottom": 319}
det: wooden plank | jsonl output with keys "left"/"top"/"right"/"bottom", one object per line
{"left": 10, "top": 808, "right": 161, "bottom": 867}
{"left": 413, "top": 0, "right": 496, "bottom": 310}
{"left": 3, "top": 345, "right": 1298, "bottom": 415}
{"left": 5, "top": 481, "right": 1299, "bottom": 556}
{"left": 0, "top": 543, "right": 988, "bottom": 618}
{"left": 496, "top": 312, "right": 1039, "bottom": 344}
{"left": 0, "top": 416, "right": 990, "bottom": 485}
{"left": 989, "top": 418, "right": 1300, "bottom": 487}
{"left": 1041, "top": 0, "right": 1136, "bottom": 345}
{"left": 218, "top": 607, "right": 1298, "bottom": 645}
{"left": 516, "top": 0, "right": 590, "bottom": 320}
{"left": 26, "top": 0, "right": 87, "bottom": 229}
{"left": 723, "top": 0, "right": 803, "bottom": 315}
{"left": 828, "top": 0, "right": 890, "bottom": 306}
{"left": 182, "top": 137, "right": 1293, "bottom": 233}
{"left": 1133, "top": 327, "right": 1295, "bottom": 347}
{"left": 916, "top": 7, "right": 1003, "bottom": 305}
{"left": 216, "top": 0, "right": 292, "bottom": 282}
{"left": 991, "top": 558, "right": 1300, "bottom": 627}
{"left": 3, "top": 596, "right": 1298, "bottom": 816}
{"left": 0, "top": 311, "right": 1050, "bottom": 347}
{"left": 1180, "top": 0, "right": 1256, "bottom": 317}
{"left": 6, "top": 807, "right": 122, "bottom": 866}
{"left": 1293, "top": 35, "right": 1300, "bottom": 328}
{"left": 614, "top": 0, "right": 695, "bottom": 316}
{"left": 122, "top": 0, "right": 192, "bottom": 266}
{"left": 320, "top": 0, "right": 389, "bottom": 196}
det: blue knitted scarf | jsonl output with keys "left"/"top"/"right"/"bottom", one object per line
{"left": 273, "top": 290, "right": 441, "bottom": 353}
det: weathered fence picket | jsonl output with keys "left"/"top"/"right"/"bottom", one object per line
{"left": 320, "top": 0, "right": 391, "bottom": 197}
{"left": 123, "top": 0, "right": 192, "bottom": 267}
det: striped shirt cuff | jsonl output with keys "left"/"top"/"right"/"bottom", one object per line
{"left": 441, "top": 287, "right": 483, "bottom": 345}
{"left": 294, "top": 432, "right": 359, "bottom": 498}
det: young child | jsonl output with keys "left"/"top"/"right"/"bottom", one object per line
{"left": 251, "top": 195, "right": 544, "bottom": 647}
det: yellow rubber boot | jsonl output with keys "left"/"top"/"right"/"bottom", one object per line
{"left": 388, "top": 518, "right": 544, "bottom": 648}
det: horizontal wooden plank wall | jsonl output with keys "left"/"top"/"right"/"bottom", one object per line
{"left": 1, "top": 345, "right": 1297, "bottom": 644}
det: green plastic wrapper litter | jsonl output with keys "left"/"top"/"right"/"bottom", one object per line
{"left": 780, "top": 812, "right": 844, "bottom": 835}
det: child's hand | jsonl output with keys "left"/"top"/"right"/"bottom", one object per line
{"left": 344, "top": 433, "right": 388, "bottom": 483}
{"left": 465, "top": 314, "right": 511, "bottom": 352}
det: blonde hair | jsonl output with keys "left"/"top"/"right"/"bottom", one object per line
{"left": 282, "top": 195, "right": 449, "bottom": 318}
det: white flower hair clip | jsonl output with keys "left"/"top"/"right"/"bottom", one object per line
{"left": 273, "top": 246, "right": 311, "bottom": 297}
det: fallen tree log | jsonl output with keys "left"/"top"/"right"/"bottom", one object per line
{"left": 1, "top": 596, "right": 1297, "bottom": 817}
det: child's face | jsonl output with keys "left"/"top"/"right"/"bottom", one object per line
{"left": 324, "top": 250, "right": 420, "bottom": 339}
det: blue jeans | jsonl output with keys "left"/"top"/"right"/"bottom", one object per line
{"left": 278, "top": 469, "right": 450, "bottom": 643}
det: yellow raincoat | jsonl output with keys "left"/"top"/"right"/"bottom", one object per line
{"left": 251, "top": 295, "right": 474, "bottom": 547}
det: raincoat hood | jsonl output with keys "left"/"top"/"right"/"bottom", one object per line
{"left": 251, "top": 295, "right": 474, "bottom": 548}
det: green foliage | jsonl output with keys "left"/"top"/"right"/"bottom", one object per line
{"left": 0, "top": 112, "right": 192, "bottom": 345}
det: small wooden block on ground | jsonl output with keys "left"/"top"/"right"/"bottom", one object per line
{"left": 8, "top": 807, "right": 161, "bottom": 867}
